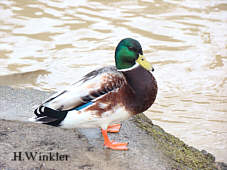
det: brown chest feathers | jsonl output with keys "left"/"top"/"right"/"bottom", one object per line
{"left": 122, "top": 65, "right": 158, "bottom": 114}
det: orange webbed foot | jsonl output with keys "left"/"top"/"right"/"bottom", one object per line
{"left": 104, "top": 141, "right": 128, "bottom": 150}
{"left": 101, "top": 128, "right": 128, "bottom": 151}
{"left": 107, "top": 124, "right": 121, "bottom": 133}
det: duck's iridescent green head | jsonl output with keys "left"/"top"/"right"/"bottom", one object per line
{"left": 115, "top": 38, "right": 153, "bottom": 71}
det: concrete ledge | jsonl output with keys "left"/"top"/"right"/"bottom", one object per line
{"left": 0, "top": 86, "right": 224, "bottom": 170}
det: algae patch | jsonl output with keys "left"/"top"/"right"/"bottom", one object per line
{"left": 133, "top": 113, "right": 217, "bottom": 170}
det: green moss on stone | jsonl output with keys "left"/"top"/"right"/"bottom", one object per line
{"left": 133, "top": 113, "right": 217, "bottom": 170}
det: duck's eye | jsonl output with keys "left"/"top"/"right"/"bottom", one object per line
{"left": 128, "top": 46, "right": 134, "bottom": 51}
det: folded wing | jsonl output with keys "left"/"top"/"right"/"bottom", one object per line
{"left": 36, "top": 66, "right": 126, "bottom": 111}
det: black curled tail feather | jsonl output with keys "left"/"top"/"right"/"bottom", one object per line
{"left": 34, "top": 106, "right": 68, "bottom": 127}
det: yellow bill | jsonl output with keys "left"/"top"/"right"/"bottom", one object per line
{"left": 136, "top": 54, "right": 154, "bottom": 71}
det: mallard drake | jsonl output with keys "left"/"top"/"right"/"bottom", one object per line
{"left": 31, "top": 38, "right": 158, "bottom": 150}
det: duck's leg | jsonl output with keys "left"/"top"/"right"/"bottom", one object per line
{"left": 101, "top": 129, "right": 128, "bottom": 150}
{"left": 107, "top": 124, "right": 121, "bottom": 133}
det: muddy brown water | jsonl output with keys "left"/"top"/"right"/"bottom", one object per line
{"left": 0, "top": 0, "right": 226, "bottom": 162}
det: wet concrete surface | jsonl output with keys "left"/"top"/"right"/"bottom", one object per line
{"left": 0, "top": 86, "right": 224, "bottom": 170}
{"left": 0, "top": 119, "right": 171, "bottom": 170}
